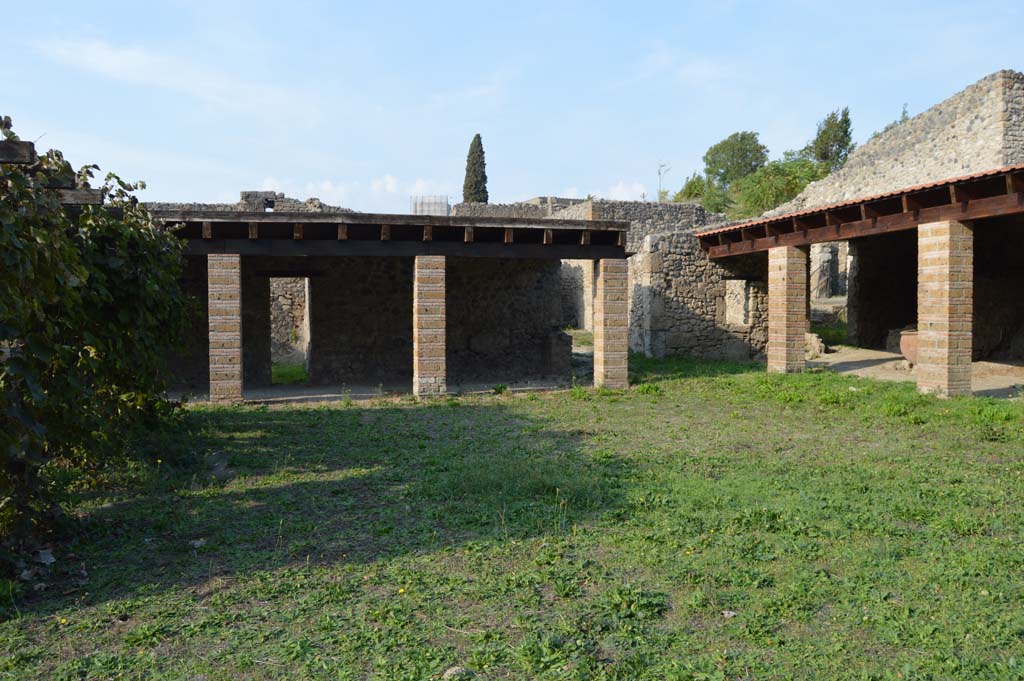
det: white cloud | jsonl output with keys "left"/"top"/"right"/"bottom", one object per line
{"left": 606, "top": 181, "right": 647, "bottom": 201}
{"left": 370, "top": 174, "right": 400, "bottom": 194}
{"left": 36, "top": 38, "right": 320, "bottom": 123}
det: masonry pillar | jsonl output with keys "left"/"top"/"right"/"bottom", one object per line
{"left": 593, "top": 258, "right": 628, "bottom": 389}
{"left": 413, "top": 255, "right": 446, "bottom": 397}
{"left": 208, "top": 254, "right": 243, "bottom": 402}
{"left": 917, "top": 220, "right": 973, "bottom": 397}
{"left": 767, "top": 246, "right": 808, "bottom": 373}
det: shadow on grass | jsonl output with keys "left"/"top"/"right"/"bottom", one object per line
{"left": 630, "top": 352, "right": 763, "bottom": 383}
{"left": 13, "top": 401, "right": 625, "bottom": 618}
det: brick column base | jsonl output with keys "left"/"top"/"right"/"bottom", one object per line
{"left": 413, "top": 255, "right": 446, "bottom": 397}
{"left": 918, "top": 220, "right": 973, "bottom": 397}
{"left": 767, "top": 246, "right": 808, "bottom": 374}
{"left": 208, "top": 254, "right": 243, "bottom": 402}
{"left": 594, "top": 258, "right": 628, "bottom": 389}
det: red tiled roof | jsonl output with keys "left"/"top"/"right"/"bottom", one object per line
{"left": 693, "top": 163, "right": 1024, "bottom": 238}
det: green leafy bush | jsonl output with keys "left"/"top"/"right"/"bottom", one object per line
{"left": 1, "top": 116, "right": 190, "bottom": 556}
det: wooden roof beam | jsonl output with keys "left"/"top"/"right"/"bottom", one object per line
{"left": 0, "top": 140, "right": 37, "bottom": 164}
{"left": 706, "top": 190, "right": 1024, "bottom": 258}
{"left": 58, "top": 188, "right": 103, "bottom": 205}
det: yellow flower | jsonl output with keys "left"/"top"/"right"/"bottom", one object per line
{"left": 398, "top": 588, "right": 405, "bottom": 594}
{"left": 59, "top": 618, "right": 67, "bottom": 625}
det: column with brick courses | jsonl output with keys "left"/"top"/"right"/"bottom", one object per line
{"left": 208, "top": 254, "right": 243, "bottom": 402}
{"left": 917, "top": 220, "right": 973, "bottom": 397}
{"left": 593, "top": 258, "right": 629, "bottom": 389}
{"left": 413, "top": 256, "right": 446, "bottom": 397}
{"left": 767, "top": 246, "right": 808, "bottom": 374}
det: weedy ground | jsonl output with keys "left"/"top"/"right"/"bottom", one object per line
{"left": 271, "top": 362, "right": 310, "bottom": 385}
{"left": 2, "top": 356, "right": 1023, "bottom": 679}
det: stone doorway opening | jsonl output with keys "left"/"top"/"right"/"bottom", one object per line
{"left": 269, "top": 277, "right": 311, "bottom": 385}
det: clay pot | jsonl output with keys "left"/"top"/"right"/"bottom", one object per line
{"left": 899, "top": 330, "right": 919, "bottom": 364}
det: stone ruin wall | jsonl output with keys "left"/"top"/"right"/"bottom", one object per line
{"left": 545, "top": 199, "right": 769, "bottom": 360}
{"left": 445, "top": 258, "right": 570, "bottom": 384}
{"left": 270, "top": 278, "right": 309, "bottom": 364}
{"left": 452, "top": 202, "right": 549, "bottom": 219}
{"left": 629, "top": 231, "right": 768, "bottom": 360}
{"left": 452, "top": 196, "right": 584, "bottom": 219}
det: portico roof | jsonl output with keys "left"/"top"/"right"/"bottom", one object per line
{"left": 695, "top": 163, "right": 1024, "bottom": 258}
{"left": 150, "top": 209, "right": 631, "bottom": 261}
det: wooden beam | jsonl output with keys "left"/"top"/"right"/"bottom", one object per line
{"left": 580, "top": 230, "right": 590, "bottom": 246}
{"left": 202, "top": 221, "right": 212, "bottom": 239}
{"left": 423, "top": 225, "right": 433, "bottom": 241}
{"left": 380, "top": 225, "right": 391, "bottom": 241}
{"left": 248, "top": 222, "right": 258, "bottom": 239}
{"left": 707, "top": 190, "right": 1024, "bottom": 258}
{"left": 617, "top": 231, "right": 627, "bottom": 248}
{"left": 504, "top": 228, "right": 514, "bottom": 244}
{"left": 0, "top": 140, "right": 37, "bottom": 164}
{"left": 58, "top": 188, "right": 103, "bottom": 205}
{"left": 464, "top": 227, "right": 474, "bottom": 243}
{"left": 543, "top": 229, "right": 553, "bottom": 245}
{"left": 1007, "top": 173, "right": 1024, "bottom": 195}
{"left": 293, "top": 223, "right": 303, "bottom": 240}
{"left": 337, "top": 224, "right": 348, "bottom": 240}
{"left": 184, "top": 239, "right": 626, "bottom": 261}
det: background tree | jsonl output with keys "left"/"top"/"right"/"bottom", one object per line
{"left": 870, "top": 103, "right": 910, "bottom": 140}
{"left": 702, "top": 131, "right": 768, "bottom": 188}
{"left": 462, "top": 133, "right": 489, "bottom": 203}
{"left": 672, "top": 172, "right": 707, "bottom": 203}
{"left": 732, "top": 158, "right": 829, "bottom": 218}
{"left": 804, "top": 107, "right": 855, "bottom": 171}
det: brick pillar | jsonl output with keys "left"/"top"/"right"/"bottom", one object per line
{"left": 208, "top": 254, "right": 243, "bottom": 402}
{"left": 767, "top": 246, "right": 808, "bottom": 374}
{"left": 413, "top": 255, "right": 446, "bottom": 397}
{"left": 593, "top": 258, "right": 628, "bottom": 389}
{"left": 917, "top": 220, "right": 973, "bottom": 397}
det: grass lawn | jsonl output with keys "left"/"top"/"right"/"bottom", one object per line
{"left": 810, "top": 322, "right": 848, "bottom": 347}
{"left": 271, "top": 361, "right": 310, "bottom": 385}
{"left": 3, "top": 357, "right": 1024, "bottom": 679}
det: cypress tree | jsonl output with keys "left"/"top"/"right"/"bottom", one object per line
{"left": 462, "top": 133, "right": 489, "bottom": 203}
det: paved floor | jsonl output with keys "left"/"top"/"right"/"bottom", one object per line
{"left": 810, "top": 346, "right": 1024, "bottom": 398}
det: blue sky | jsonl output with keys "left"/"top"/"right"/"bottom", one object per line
{"left": 8, "top": 1, "right": 1023, "bottom": 213}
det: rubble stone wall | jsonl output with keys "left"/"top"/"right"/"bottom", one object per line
{"left": 629, "top": 231, "right": 768, "bottom": 360}
{"left": 446, "top": 257, "right": 571, "bottom": 384}
{"left": 270, "top": 278, "right": 309, "bottom": 364}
